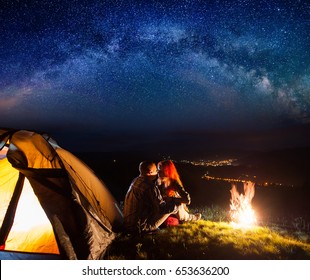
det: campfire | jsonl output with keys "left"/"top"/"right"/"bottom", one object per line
{"left": 229, "top": 181, "right": 257, "bottom": 227}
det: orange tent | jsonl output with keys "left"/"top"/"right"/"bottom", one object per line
{"left": 0, "top": 129, "right": 123, "bottom": 260}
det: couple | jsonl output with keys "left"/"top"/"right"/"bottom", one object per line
{"left": 123, "top": 160, "right": 201, "bottom": 235}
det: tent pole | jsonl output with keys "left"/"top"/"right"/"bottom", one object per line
{"left": 0, "top": 173, "right": 25, "bottom": 247}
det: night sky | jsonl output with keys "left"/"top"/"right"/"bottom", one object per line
{"left": 1, "top": 0, "right": 310, "bottom": 154}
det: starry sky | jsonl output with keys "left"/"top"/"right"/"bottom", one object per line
{"left": 1, "top": 0, "right": 310, "bottom": 154}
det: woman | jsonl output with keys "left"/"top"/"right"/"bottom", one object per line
{"left": 157, "top": 160, "right": 201, "bottom": 223}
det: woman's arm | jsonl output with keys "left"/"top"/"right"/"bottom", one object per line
{"left": 172, "top": 182, "right": 191, "bottom": 205}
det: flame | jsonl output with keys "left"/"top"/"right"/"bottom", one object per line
{"left": 229, "top": 181, "right": 257, "bottom": 227}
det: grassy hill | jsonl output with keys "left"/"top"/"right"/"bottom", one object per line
{"left": 105, "top": 219, "right": 310, "bottom": 260}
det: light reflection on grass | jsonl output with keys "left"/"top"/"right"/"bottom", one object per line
{"left": 106, "top": 219, "right": 310, "bottom": 260}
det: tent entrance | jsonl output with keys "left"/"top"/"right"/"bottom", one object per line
{"left": 0, "top": 157, "right": 59, "bottom": 255}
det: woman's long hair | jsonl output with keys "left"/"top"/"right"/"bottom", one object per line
{"left": 158, "top": 160, "right": 183, "bottom": 187}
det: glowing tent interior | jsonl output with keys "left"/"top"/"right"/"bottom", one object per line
{"left": 0, "top": 128, "right": 123, "bottom": 260}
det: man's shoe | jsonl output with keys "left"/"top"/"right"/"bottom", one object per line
{"left": 193, "top": 213, "right": 202, "bottom": 221}
{"left": 188, "top": 213, "right": 202, "bottom": 222}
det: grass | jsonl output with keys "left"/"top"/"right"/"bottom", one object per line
{"left": 104, "top": 207, "right": 310, "bottom": 260}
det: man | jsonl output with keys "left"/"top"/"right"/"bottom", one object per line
{"left": 123, "top": 161, "right": 177, "bottom": 235}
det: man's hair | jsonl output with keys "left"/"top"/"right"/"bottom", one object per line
{"left": 139, "top": 161, "right": 155, "bottom": 176}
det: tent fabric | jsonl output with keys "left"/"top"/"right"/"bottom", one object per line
{"left": 0, "top": 250, "right": 62, "bottom": 260}
{"left": 0, "top": 128, "right": 123, "bottom": 260}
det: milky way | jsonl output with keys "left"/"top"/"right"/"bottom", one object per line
{"left": 0, "top": 0, "right": 309, "bottom": 152}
